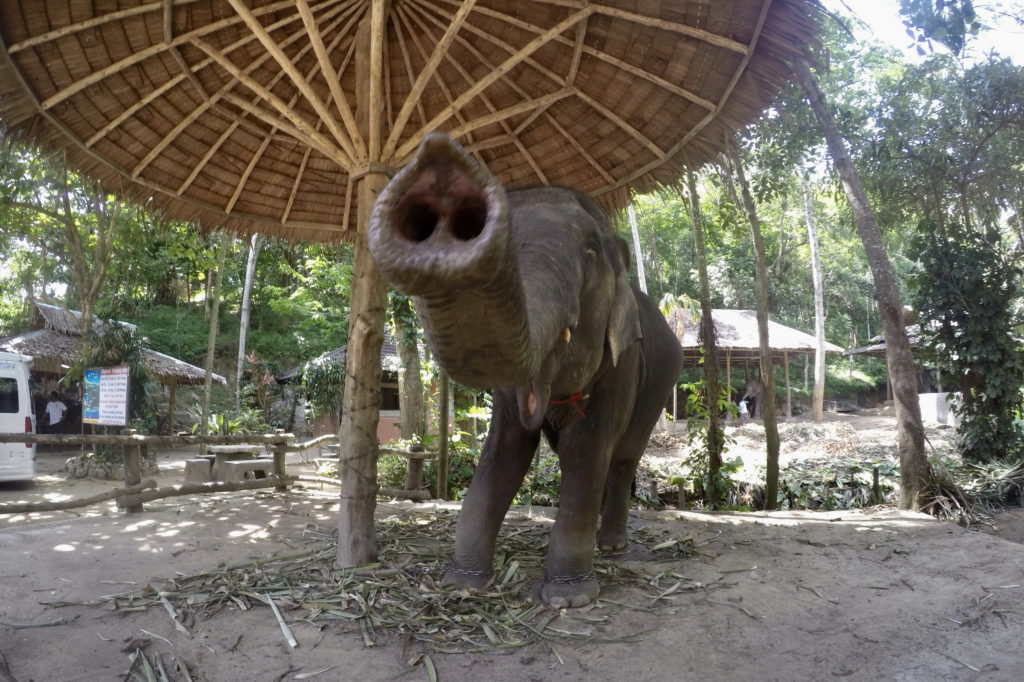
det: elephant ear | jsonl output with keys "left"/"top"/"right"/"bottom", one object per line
{"left": 606, "top": 236, "right": 642, "bottom": 366}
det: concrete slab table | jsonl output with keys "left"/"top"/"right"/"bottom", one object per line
{"left": 207, "top": 444, "right": 267, "bottom": 481}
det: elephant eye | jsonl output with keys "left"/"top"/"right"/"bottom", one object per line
{"left": 584, "top": 246, "right": 598, "bottom": 259}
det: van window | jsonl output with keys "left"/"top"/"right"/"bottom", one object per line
{"left": 0, "top": 377, "right": 18, "bottom": 413}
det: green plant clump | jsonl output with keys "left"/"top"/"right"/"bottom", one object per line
{"left": 911, "top": 222, "right": 1024, "bottom": 462}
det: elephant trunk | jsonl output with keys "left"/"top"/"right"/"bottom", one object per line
{"left": 370, "top": 133, "right": 537, "bottom": 389}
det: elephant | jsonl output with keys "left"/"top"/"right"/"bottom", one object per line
{"left": 369, "top": 133, "right": 683, "bottom": 608}
{"left": 741, "top": 378, "right": 765, "bottom": 418}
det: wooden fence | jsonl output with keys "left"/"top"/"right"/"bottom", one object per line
{"left": 0, "top": 432, "right": 430, "bottom": 515}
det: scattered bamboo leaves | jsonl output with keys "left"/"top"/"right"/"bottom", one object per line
{"left": 51, "top": 509, "right": 713, "bottom": 663}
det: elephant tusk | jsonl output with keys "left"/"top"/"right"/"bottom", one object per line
{"left": 561, "top": 327, "right": 572, "bottom": 343}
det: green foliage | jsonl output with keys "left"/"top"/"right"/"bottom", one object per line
{"left": 898, "top": 0, "right": 979, "bottom": 56}
{"left": 513, "top": 448, "right": 562, "bottom": 506}
{"left": 778, "top": 459, "right": 899, "bottom": 510}
{"left": 240, "top": 353, "right": 279, "bottom": 426}
{"left": 676, "top": 378, "right": 737, "bottom": 505}
{"left": 911, "top": 222, "right": 1024, "bottom": 462}
{"left": 823, "top": 357, "right": 889, "bottom": 400}
{"left": 247, "top": 240, "right": 352, "bottom": 362}
{"left": 190, "top": 412, "right": 244, "bottom": 436}
{"left": 302, "top": 351, "right": 345, "bottom": 425}
{"left": 128, "top": 304, "right": 213, "bottom": 365}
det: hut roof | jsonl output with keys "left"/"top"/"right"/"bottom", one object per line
{"left": 843, "top": 326, "right": 921, "bottom": 357}
{"left": 0, "top": 1, "right": 822, "bottom": 243}
{"left": 672, "top": 308, "right": 844, "bottom": 364}
{"left": 0, "top": 303, "right": 225, "bottom": 386}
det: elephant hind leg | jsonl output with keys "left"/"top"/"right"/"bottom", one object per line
{"left": 598, "top": 456, "right": 638, "bottom": 552}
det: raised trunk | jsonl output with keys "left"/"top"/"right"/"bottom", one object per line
{"left": 370, "top": 133, "right": 536, "bottom": 389}
{"left": 794, "top": 56, "right": 931, "bottom": 509}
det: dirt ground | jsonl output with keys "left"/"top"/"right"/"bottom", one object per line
{"left": 2, "top": 414, "right": 1023, "bottom": 682}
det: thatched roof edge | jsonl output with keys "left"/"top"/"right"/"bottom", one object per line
{"left": 673, "top": 308, "right": 845, "bottom": 354}
{"left": 0, "top": 0, "right": 824, "bottom": 243}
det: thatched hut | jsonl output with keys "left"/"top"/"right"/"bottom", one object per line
{"left": 670, "top": 308, "right": 845, "bottom": 415}
{"left": 0, "top": 302, "right": 225, "bottom": 431}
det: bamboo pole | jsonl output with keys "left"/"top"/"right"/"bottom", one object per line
{"left": 335, "top": 190, "right": 389, "bottom": 567}
{"left": 0, "top": 480, "right": 157, "bottom": 515}
{"left": 118, "top": 476, "right": 294, "bottom": 509}
{"left": 269, "top": 429, "right": 288, "bottom": 492}
{"left": 166, "top": 382, "right": 177, "bottom": 435}
{"left": 0, "top": 433, "right": 294, "bottom": 446}
{"left": 335, "top": 0, "right": 393, "bottom": 568}
{"left": 784, "top": 351, "right": 792, "bottom": 418}
{"left": 726, "top": 351, "right": 732, "bottom": 404}
{"left": 437, "top": 372, "right": 450, "bottom": 501}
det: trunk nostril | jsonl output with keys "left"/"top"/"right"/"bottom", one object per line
{"left": 396, "top": 200, "right": 439, "bottom": 242}
{"left": 450, "top": 196, "right": 487, "bottom": 241}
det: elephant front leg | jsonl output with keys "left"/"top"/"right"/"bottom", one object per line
{"left": 539, "top": 440, "right": 611, "bottom": 608}
{"left": 443, "top": 391, "right": 539, "bottom": 591}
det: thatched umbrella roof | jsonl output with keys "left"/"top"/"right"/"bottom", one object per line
{"left": 0, "top": 1, "right": 820, "bottom": 242}
{"left": 0, "top": 303, "right": 225, "bottom": 386}
{"left": 671, "top": 308, "right": 844, "bottom": 366}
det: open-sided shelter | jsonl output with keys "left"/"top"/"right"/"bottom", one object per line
{"left": 671, "top": 308, "right": 844, "bottom": 414}
{"left": 0, "top": 0, "right": 823, "bottom": 564}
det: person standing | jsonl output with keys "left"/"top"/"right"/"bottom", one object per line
{"left": 44, "top": 391, "right": 67, "bottom": 434}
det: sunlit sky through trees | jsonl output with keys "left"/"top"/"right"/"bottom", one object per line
{"left": 825, "top": 0, "right": 1024, "bottom": 64}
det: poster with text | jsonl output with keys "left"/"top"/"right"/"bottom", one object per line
{"left": 82, "top": 366, "right": 130, "bottom": 426}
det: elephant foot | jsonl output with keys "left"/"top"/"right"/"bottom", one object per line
{"left": 597, "top": 525, "right": 628, "bottom": 553}
{"left": 539, "top": 571, "right": 599, "bottom": 608}
{"left": 441, "top": 563, "right": 492, "bottom": 591}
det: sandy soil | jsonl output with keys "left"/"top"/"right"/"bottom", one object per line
{"left": 2, "top": 417, "right": 1023, "bottom": 682}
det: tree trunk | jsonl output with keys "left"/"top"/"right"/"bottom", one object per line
{"left": 393, "top": 296, "right": 426, "bottom": 440}
{"left": 802, "top": 174, "right": 827, "bottom": 423}
{"left": 685, "top": 170, "right": 724, "bottom": 508}
{"left": 627, "top": 203, "right": 648, "bottom": 294}
{"left": 794, "top": 56, "right": 931, "bottom": 509}
{"left": 725, "top": 145, "right": 780, "bottom": 510}
{"left": 236, "top": 233, "right": 262, "bottom": 416}
{"left": 200, "top": 234, "right": 229, "bottom": 456}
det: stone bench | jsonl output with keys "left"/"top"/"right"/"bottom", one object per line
{"left": 184, "top": 458, "right": 213, "bottom": 483}
{"left": 220, "top": 458, "right": 276, "bottom": 482}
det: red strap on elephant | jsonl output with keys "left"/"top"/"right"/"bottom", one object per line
{"left": 549, "top": 392, "right": 589, "bottom": 418}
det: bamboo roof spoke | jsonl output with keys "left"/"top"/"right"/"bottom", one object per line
{"left": 399, "top": 2, "right": 548, "bottom": 180}
{"left": 0, "top": 0, "right": 820, "bottom": 241}
{"left": 173, "top": 3, "right": 355, "bottom": 197}
{"left": 394, "top": 5, "right": 482, "bottom": 165}
{"left": 384, "top": 0, "right": 478, "bottom": 161}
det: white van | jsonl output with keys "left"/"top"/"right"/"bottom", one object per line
{"left": 0, "top": 351, "right": 36, "bottom": 482}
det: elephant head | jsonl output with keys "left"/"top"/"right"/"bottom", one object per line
{"left": 370, "top": 133, "right": 641, "bottom": 430}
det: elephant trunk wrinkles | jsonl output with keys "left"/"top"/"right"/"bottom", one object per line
{"left": 370, "top": 133, "right": 537, "bottom": 389}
